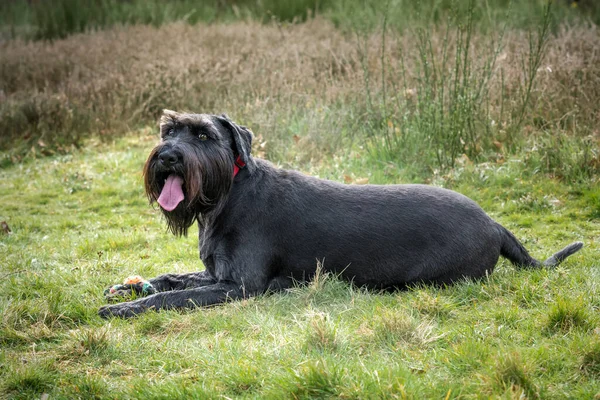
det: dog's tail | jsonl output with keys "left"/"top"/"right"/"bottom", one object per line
{"left": 497, "top": 223, "right": 583, "bottom": 268}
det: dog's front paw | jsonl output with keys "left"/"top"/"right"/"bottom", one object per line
{"left": 98, "top": 302, "right": 148, "bottom": 319}
{"left": 103, "top": 285, "right": 134, "bottom": 303}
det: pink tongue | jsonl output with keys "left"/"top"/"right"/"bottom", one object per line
{"left": 157, "top": 175, "right": 185, "bottom": 211}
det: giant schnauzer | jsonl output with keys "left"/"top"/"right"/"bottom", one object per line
{"left": 98, "top": 110, "right": 583, "bottom": 318}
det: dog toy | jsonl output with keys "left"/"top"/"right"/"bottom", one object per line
{"left": 104, "top": 275, "right": 156, "bottom": 302}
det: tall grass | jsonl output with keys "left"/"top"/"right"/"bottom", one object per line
{"left": 1, "top": 0, "right": 597, "bottom": 41}
{"left": 0, "top": 2, "right": 598, "bottom": 180}
{"left": 510, "top": 1, "right": 554, "bottom": 146}
{"left": 0, "top": 0, "right": 328, "bottom": 40}
{"left": 329, "top": 0, "right": 600, "bottom": 33}
{"left": 357, "top": 1, "right": 559, "bottom": 173}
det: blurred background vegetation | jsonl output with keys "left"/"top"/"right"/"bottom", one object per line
{"left": 0, "top": 0, "right": 598, "bottom": 181}
{"left": 0, "top": 0, "right": 600, "bottom": 40}
{"left": 1, "top": 0, "right": 599, "bottom": 40}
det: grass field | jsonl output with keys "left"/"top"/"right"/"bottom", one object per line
{"left": 1, "top": 1, "right": 600, "bottom": 398}
{"left": 1, "top": 129, "right": 599, "bottom": 399}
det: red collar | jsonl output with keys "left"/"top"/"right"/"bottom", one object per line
{"left": 233, "top": 156, "right": 246, "bottom": 177}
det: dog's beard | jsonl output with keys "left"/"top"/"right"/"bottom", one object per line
{"left": 143, "top": 144, "right": 234, "bottom": 236}
{"left": 160, "top": 204, "right": 197, "bottom": 237}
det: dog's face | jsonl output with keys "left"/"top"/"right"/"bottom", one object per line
{"left": 143, "top": 110, "right": 254, "bottom": 236}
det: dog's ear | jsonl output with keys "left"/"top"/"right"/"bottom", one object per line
{"left": 160, "top": 109, "right": 180, "bottom": 124}
{"left": 159, "top": 109, "right": 180, "bottom": 134}
{"left": 216, "top": 114, "right": 256, "bottom": 173}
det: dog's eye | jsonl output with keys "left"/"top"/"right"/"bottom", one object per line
{"left": 199, "top": 133, "right": 208, "bottom": 141}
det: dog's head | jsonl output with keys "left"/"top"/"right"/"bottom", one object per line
{"left": 143, "top": 110, "right": 255, "bottom": 236}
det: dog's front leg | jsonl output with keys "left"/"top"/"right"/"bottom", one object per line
{"left": 98, "top": 281, "right": 247, "bottom": 319}
{"left": 149, "top": 270, "right": 217, "bottom": 292}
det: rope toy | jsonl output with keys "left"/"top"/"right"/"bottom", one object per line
{"left": 104, "top": 275, "right": 156, "bottom": 302}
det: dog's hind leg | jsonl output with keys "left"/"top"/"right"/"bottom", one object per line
{"left": 497, "top": 223, "right": 583, "bottom": 268}
{"left": 149, "top": 270, "right": 217, "bottom": 292}
{"left": 265, "top": 276, "right": 295, "bottom": 292}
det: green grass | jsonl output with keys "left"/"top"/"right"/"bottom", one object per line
{"left": 0, "top": 132, "right": 598, "bottom": 398}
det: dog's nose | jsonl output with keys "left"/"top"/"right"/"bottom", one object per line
{"left": 158, "top": 149, "right": 179, "bottom": 167}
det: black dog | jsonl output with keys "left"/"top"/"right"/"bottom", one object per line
{"left": 98, "top": 111, "right": 583, "bottom": 318}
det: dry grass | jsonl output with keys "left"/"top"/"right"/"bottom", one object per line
{"left": 0, "top": 20, "right": 359, "bottom": 158}
{"left": 502, "top": 23, "right": 600, "bottom": 132}
{"left": 1, "top": 18, "right": 599, "bottom": 167}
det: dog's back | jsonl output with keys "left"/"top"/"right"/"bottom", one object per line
{"left": 225, "top": 159, "right": 506, "bottom": 288}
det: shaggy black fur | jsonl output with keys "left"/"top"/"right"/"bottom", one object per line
{"left": 98, "top": 111, "right": 583, "bottom": 318}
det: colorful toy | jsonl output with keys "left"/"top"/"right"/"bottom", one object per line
{"left": 104, "top": 275, "right": 156, "bottom": 302}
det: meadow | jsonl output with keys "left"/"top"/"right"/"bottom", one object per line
{"left": 1, "top": 0, "right": 599, "bottom": 398}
